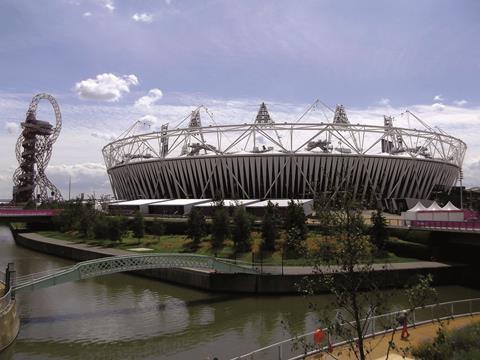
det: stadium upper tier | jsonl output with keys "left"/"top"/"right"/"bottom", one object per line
{"left": 103, "top": 103, "right": 466, "bottom": 203}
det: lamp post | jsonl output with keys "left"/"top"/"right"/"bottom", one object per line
{"left": 459, "top": 169, "right": 464, "bottom": 209}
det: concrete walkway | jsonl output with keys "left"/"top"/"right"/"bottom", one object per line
{"left": 310, "top": 314, "right": 480, "bottom": 359}
{"left": 262, "top": 261, "right": 453, "bottom": 275}
{"left": 21, "top": 232, "right": 131, "bottom": 256}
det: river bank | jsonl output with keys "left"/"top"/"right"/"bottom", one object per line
{"left": 13, "top": 230, "right": 473, "bottom": 294}
{"left": 3, "top": 225, "right": 480, "bottom": 360}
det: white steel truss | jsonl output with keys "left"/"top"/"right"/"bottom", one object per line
{"left": 102, "top": 106, "right": 466, "bottom": 202}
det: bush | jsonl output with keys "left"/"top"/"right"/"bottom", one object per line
{"left": 107, "top": 217, "right": 128, "bottom": 241}
{"left": 412, "top": 323, "right": 480, "bottom": 359}
{"left": 93, "top": 216, "right": 110, "bottom": 240}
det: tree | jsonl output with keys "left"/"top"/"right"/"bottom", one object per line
{"left": 131, "top": 211, "right": 145, "bottom": 240}
{"left": 93, "top": 215, "right": 110, "bottom": 240}
{"left": 78, "top": 204, "right": 96, "bottom": 239}
{"left": 107, "top": 217, "right": 123, "bottom": 242}
{"left": 261, "top": 201, "right": 281, "bottom": 252}
{"left": 231, "top": 206, "right": 253, "bottom": 252}
{"left": 283, "top": 200, "right": 308, "bottom": 255}
{"left": 294, "top": 199, "right": 437, "bottom": 360}
{"left": 370, "top": 209, "right": 388, "bottom": 252}
{"left": 284, "top": 200, "right": 308, "bottom": 240}
{"left": 211, "top": 202, "right": 230, "bottom": 250}
{"left": 187, "top": 208, "right": 206, "bottom": 248}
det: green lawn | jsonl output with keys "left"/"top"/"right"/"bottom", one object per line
{"left": 36, "top": 230, "right": 419, "bottom": 266}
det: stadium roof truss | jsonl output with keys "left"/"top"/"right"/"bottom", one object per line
{"left": 102, "top": 103, "right": 466, "bottom": 202}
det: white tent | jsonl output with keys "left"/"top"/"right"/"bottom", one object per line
{"left": 402, "top": 202, "right": 426, "bottom": 222}
{"left": 407, "top": 202, "right": 427, "bottom": 212}
{"left": 442, "top": 201, "right": 460, "bottom": 211}
{"left": 426, "top": 201, "right": 443, "bottom": 211}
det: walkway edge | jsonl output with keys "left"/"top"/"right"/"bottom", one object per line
{"left": 13, "top": 231, "right": 469, "bottom": 294}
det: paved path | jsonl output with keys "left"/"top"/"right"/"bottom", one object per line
{"left": 21, "top": 232, "right": 131, "bottom": 256}
{"left": 310, "top": 314, "right": 480, "bottom": 359}
{"left": 261, "top": 261, "right": 455, "bottom": 275}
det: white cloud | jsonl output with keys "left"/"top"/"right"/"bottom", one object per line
{"left": 4, "top": 122, "right": 20, "bottom": 134}
{"left": 378, "top": 98, "right": 390, "bottom": 106}
{"left": 134, "top": 88, "right": 163, "bottom": 110}
{"left": 434, "top": 95, "right": 444, "bottom": 101}
{"left": 138, "top": 114, "right": 158, "bottom": 127}
{"left": 454, "top": 99, "right": 468, "bottom": 106}
{"left": 91, "top": 131, "right": 117, "bottom": 142}
{"left": 2, "top": 92, "right": 480, "bottom": 197}
{"left": 83, "top": 11, "right": 92, "bottom": 17}
{"left": 74, "top": 73, "right": 139, "bottom": 102}
{"left": 165, "top": 0, "right": 172, "bottom": 5}
{"left": 132, "top": 13, "right": 154, "bottom": 23}
{"left": 431, "top": 102, "right": 446, "bottom": 111}
{"left": 47, "top": 163, "right": 111, "bottom": 197}
{"left": 102, "top": 0, "right": 115, "bottom": 12}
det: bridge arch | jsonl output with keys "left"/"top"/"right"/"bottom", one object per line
{"left": 13, "top": 253, "right": 257, "bottom": 293}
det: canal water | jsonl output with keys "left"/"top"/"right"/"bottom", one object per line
{"left": 1, "top": 226, "right": 480, "bottom": 360}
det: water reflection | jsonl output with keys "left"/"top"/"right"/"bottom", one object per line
{"left": 1, "top": 226, "right": 480, "bottom": 360}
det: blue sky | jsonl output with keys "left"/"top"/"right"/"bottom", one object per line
{"left": 1, "top": 0, "right": 480, "bottom": 198}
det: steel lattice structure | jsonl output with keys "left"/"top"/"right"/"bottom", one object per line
{"left": 13, "top": 253, "right": 258, "bottom": 293}
{"left": 103, "top": 103, "right": 466, "bottom": 203}
{"left": 13, "top": 93, "right": 63, "bottom": 203}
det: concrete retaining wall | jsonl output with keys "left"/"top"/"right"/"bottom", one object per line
{"left": 0, "top": 287, "right": 20, "bottom": 352}
{"left": 13, "top": 231, "right": 470, "bottom": 294}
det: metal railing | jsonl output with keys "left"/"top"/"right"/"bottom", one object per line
{"left": 231, "top": 298, "right": 480, "bottom": 360}
{"left": 0, "top": 287, "right": 12, "bottom": 313}
{"left": 13, "top": 253, "right": 260, "bottom": 293}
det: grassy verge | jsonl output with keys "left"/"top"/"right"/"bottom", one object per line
{"left": 36, "top": 230, "right": 419, "bottom": 266}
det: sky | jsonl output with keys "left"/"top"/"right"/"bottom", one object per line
{"left": 1, "top": 0, "right": 480, "bottom": 199}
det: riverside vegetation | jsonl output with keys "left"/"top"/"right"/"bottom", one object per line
{"left": 32, "top": 200, "right": 419, "bottom": 266}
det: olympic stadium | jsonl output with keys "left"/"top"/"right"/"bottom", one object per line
{"left": 102, "top": 102, "right": 466, "bottom": 209}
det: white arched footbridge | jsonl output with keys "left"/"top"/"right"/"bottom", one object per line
{"left": 12, "top": 253, "right": 258, "bottom": 294}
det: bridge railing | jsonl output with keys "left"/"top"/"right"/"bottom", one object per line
{"left": 0, "top": 287, "right": 12, "bottom": 313}
{"left": 230, "top": 297, "right": 480, "bottom": 360}
{"left": 0, "top": 271, "right": 12, "bottom": 313}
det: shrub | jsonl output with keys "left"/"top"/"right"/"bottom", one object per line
{"left": 93, "top": 215, "right": 109, "bottom": 240}
{"left": 412, "top": 323, "right": 480, "bottom": 359}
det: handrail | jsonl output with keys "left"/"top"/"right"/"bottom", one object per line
{"left": 13, "top": 253, "right": 259, "bottom": 293}
{"left": 231, "top": 297, "right": 480, "bottom": 360}
{"left": 0, "top": 277, "right": 12, "bottom": 313}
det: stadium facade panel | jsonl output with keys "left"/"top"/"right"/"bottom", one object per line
{"left": 103, "top": 103, "right": 466, "bottom": 204}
